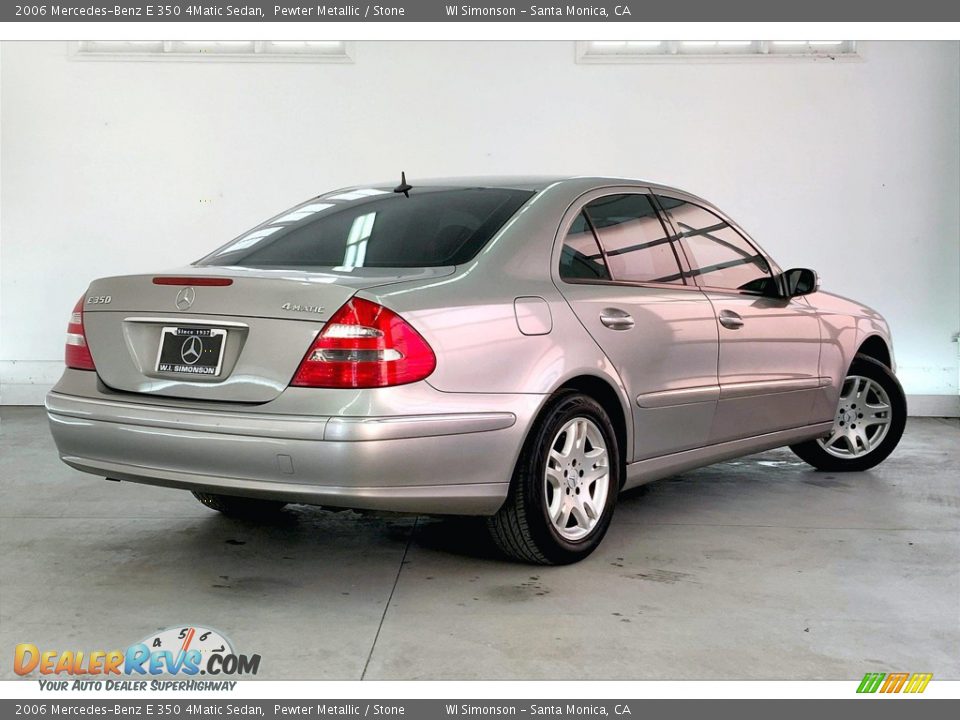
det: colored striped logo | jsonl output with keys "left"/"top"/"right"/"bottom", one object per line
{"left": 857, "top": 672, "right": 933, "bottom": 694}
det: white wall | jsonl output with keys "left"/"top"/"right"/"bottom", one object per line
{"left": 2, "top": 41, "right": 958, "bottom": 411}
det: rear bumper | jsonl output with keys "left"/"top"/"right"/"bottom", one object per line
{"left": 46, "top": 376, "right": 543, "bottom": 515}
{"left": 55, "top": 455, "right": 508, "bottom": 515}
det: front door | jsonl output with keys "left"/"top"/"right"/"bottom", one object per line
{"left": 656, "top": 195, "right": 822, "bottom": 443}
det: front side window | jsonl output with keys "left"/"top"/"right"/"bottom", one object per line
{"left": 559, "top": 211, "right": 611, "bottom": 281}
{"left": 584, "top": 194, "right": 684, "bottom": 285}
{"left": 199, "top": 187, "right": 534, "bottom": 269}
{"left": 657, "top": 197, "right": 772, "bottom": 292}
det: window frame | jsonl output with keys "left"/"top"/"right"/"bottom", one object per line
{"left": 652, "top": 191, "right": 785, "bottom": 297}
{"left": 555, "top": 187, "right": 697, "bottom": 292}
{"left": 575, "top": 40, "right": 859, "bottom": 64}
{"left": 69, "top": 41, "right": 355, "bottom": 64}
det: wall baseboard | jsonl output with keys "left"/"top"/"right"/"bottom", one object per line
{"left": 1, "top": 361, "right": 63, "bottom": 406}
{"left": 3, "top": 360, "right": 959, "bottom": 417}
{"left": 906, "top": 394, "right": 960, "bottom": 417}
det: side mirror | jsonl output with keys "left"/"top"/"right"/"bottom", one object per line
{"left": 783, "top": 268, "right": 819, "bottom": 297}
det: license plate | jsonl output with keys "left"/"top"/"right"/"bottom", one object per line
{"left": 156, "top": 327, "right": 227, "bottom": 377}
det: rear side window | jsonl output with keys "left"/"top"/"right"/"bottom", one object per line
{"left": 657, "top": 197, "right": 772, "bottom": 292}
{"left": 198, "top": 187, "right": 534, "bottom": 269}
{"left": 559, "top": 211, "right": 611, "bottom": 281}
{"left": 584, "top": 194, "right": 684, "bottom": 285}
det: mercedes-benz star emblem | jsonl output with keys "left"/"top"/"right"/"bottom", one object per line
{"left": 180, "top": 335, "right": 203, "bottom": 365}
{"left": 175, "top": 287, "right": 196, "bottom": 311}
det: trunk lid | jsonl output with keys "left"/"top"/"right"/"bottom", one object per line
{"left": 81, "top": 266, "right": 452, "bottom": 403}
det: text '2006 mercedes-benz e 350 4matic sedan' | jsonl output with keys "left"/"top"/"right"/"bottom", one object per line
{"left": 47, "top": 176, "right": 906, "bottom": 564}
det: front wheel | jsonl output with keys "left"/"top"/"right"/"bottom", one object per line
{"left": 487, "top": 391, "right": 620, "bottom": 564}
{"left": 790, "top": 355, "right": 906, "bottom": 472}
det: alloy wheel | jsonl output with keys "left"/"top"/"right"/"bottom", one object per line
{"left": 818, "top": 374, "right": 893, "bottom": 459}
{"left": 543, "top": 417, "right": 610, "bottom": 541}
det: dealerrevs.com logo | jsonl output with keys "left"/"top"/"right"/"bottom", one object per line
{"left": 14, "top": 625, "right": 261, "bottom": 681}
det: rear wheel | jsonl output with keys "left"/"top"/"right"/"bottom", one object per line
{"left": 790, "top": 355, "right": 906, "bottom": 472}
{"left": 487, "top": 391, "right": 620, "bottom": 564}
{"left": 192, "top": 492, "right": 287, "bottom": 518}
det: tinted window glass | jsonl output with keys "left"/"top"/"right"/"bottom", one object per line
{"left": 658, "top": 197, "right": 772, "bottom": 292}
{"left": 199, "top": 187, "right": 534, "bottom": 269}
{"left": 559, "top": 211, "right": 611, "bottom": 281}
{"left": 585, "top": 194, "right": 683, "bottom": 284}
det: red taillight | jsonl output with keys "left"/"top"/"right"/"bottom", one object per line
{"left": 65, "top": 297, "right": 96, "bottom": 371}
{"left": 291, "top": 297, "right": 436, "bottom": 388}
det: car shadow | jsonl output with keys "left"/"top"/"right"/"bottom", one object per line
{"left": 412, "top": 515, "right": 505, "bottom": 561}
{"left": 193, "top": 504, "right": 507, "bottom": 562}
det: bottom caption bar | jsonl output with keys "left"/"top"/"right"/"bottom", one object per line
{"left": 3, "top": 700, "right": 958, "bottom": 719}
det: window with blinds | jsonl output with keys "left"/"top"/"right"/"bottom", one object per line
{"left": 72, "top": 41, "right": 354, "bottom": 62}
{"left": 576, "top": 41, "right": 857, "bottom": 62}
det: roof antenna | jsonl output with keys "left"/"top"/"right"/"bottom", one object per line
{"left": 393, "top": 171, "right": 413, "bottom": 198}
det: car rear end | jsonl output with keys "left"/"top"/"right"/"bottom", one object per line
{"left": 46, "top": 183, "right": 543, "bottom": 514}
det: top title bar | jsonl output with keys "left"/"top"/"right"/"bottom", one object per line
{"left": 5, "top": 0, "right": 960, "bottom": 22}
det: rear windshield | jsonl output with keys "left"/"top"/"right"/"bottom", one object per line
{"left": 198, "top": 187, "right": 535, "bottom": 269}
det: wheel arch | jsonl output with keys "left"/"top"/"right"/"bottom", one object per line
{"left": 856, "top": 334, "right": 892, "bottom": 369}
{"left": 553, "top": 374, "right": 631, "bottom": 484}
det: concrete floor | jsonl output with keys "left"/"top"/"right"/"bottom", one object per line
{"left": 1, "top": 407, "right": 957, "bottom": 680}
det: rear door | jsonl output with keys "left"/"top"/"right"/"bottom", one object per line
{"left": 655, "top": 193, "right": 823, "bottom": 442}
{"left": 555, "top": 189, "right": 719, "bottom": 461}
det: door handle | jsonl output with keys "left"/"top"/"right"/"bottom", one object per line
{"left": 719, "top": 309, "right": 744, "bottom": 330}
{"left": 600, "top": 308, "right": 635, "bottom": 331}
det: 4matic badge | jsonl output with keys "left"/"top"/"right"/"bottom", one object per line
{"left": 281, "top": 302, "right": 324, "bottom": 314}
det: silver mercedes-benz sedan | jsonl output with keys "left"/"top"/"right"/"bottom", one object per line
{"left": 47, "top": 176, "right": 906, "bottom": 564}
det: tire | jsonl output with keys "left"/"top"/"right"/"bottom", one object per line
{"left": 790, "top": 354, "right": 906, "bottom": 472}
{"left": 192, "top": 492, "right": 287, "bottom": 518}
{"left": 487, "top": 391, "right": 621, "bottom": 565}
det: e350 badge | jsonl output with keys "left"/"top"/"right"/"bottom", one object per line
{"left": 14, "top": 625, "right": 261, "bottom": 678}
